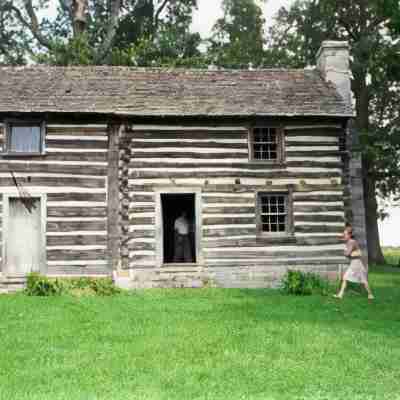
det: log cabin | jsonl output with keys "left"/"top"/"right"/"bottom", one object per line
{"left": 0, "top": 41, "right": 367, "bottom": 290}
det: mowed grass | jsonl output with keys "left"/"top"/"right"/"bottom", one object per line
{"left": 0, "top": 267, "right": 399, "bottom": 400}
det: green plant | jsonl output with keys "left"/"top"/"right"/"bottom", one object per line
{"left": 25, "top": 272, "right": 63, "bottom": 296}
{"left": 25, "top": 274, "right": 121, "bottom": 297}
{"left": 281, "top": 270, "right": 331, "bottom": 296}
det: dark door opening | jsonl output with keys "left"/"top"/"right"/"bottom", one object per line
{"left": 161, "top": 193, "right": 196, "bottom": 264}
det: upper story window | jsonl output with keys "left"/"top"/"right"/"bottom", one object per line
{"left": 249, "top": 126, "right": 284, "bottom": 163}
{"left": 5, "top": 120, "right": 45, "bottom": 155}
{"left": 257, "top": 191, "right": 293, "bottom": 236}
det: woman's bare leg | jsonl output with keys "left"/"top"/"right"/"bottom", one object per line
{"left": 334, "top": 279, "right": 347, "bottom": 298}
{"left": 363, "top": 281, "right": 374, "bottom": 299}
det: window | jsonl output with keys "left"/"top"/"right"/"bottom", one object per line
{"left": 5, "top": 120, "right": 45, "bottom": 155}
{"left": 250, "top": 126, "right": 284, "bottom": 162}
{"left": 257, "top": 192, "right": 293, "bottom": 235}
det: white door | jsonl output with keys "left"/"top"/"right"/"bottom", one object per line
{"left": 6, "top": 198, "right": 42, "bottom": 274}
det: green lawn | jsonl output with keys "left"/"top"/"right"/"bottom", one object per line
{"left": 0, "top": 267, "right": 399, "bottom": 400}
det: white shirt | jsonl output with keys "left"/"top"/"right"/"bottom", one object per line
{"left": 174, "top": 216, "right": 189, "bottom": 235}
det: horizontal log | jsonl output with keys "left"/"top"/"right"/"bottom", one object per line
{"left": 202, "top": 184, "right": 343, "bottom": 193}
{"left": 128, "top": 242, "right": 156, "bottom": 251}
{"left": 46, "top": 139, "right": 108, "bottom": 149}
{"left": 0, "top": 177, "right": 105, "bottom": 188}
{"left": 285, "top": 150, "right": 341, "bottom": 157}
{"left": 47, "top": 221, "right": 107, "bottom": 232}
{"left": 294, "top": 215, "right": 344, "bottom": 223}
{"left": 127, "top": 131, "right": 247, "bottom": 140}
{"left": 203, "top": 217, "right": 255, "bottom": 225}
{"left": 47, "top": 207, "right": 107, "bottom": 218}
{"left": 285, "top": 128, "right": 341, "bottom": 137}
{"left": 295, "top": 225, "right": 343, "bottom": 233}
{"left": 131, "top": 170, "right": 341, "bottom": 179}
{"left": 47, "top": 265, "right": 110, "bottom": 275}
{"left": 131, "top": 195, "right": 155, "bottom": 203}
{"left": 293, "top": 205, "right": 343, "bottom": 213}
{"left": 46, "top": 235, "right": 107, "bottom": 246}
{"left": 204, "top": 250, "right": 344, "bottom": 259}
{"left": 203, "top": 206, "right": 255, "bottom": 214}
{"left": 294, "top": 195, "right": 343, "bottom": 202}
{"left": 285, "top": 141, "right": 339, "bottom": 148}
{"left": 130, "top": 152, "right": 248, "bottom": 159}
{"left": 203, "top": 236, "right": 342, "bottom": 248}
{"left": 204, "top": 260, "right": 342, "bottom": 267}
{"left": 130, "top": 217, "right": 155, "bottom": 225}
{"left": 39, "top": 152, "right": 107, "bottom": 162}
{"left": 47, "top": 249, "right": 107, "bottom": 261}
{"left": 202, "top": 196, "right": 255, "bottom": 205}
{"left": 127, "top": 230, "right": 156, "bottom": 239}
{"left": 131, "top": 141, "right": 246, "bottom": 149}
{"left": 129, "top": 161, "right": 343, "bottom": 169}
{"left": 47, "top": 193, "right": 107, "bottom": 202}
{"left": 47, "top": 127, "right": 107, "bottom": 135}
{"left": 129, "top": 205, "right": 156, "bottom": 213}
{"left": 203, "top": 228, "right": 257, "bottom": 237}
{"left": 0, "top": 163, "right": 107, "bottom": 175}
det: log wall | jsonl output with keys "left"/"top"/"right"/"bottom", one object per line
{"left": 122, "top": 123, "right": 347, "bottom": 288}
{"left": 0, "top": 122, "right": 109, "bottom": 276}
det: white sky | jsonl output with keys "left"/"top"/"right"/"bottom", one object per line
{"left": 39, "top": 0, "right": 399, "bottom": 247}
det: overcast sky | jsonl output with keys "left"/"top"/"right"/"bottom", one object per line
{"left": 40, "top": 0, "right": 399, "bottom": 247}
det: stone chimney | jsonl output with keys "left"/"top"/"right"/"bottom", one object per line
{"left": 317, "top": 41, "right": 368, "bottom": 267}
{"left": 316, "top": 41, "right": 351, "bottom": 107}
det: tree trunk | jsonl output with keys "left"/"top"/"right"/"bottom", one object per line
{"left": 72, "top": 0, "right": 88, "bottom": 36}
{"left": 363, "top": 161, "right": 385, "bottom": 264}
{"left": 355, "top": 73, "right": 385, "bottom": 264}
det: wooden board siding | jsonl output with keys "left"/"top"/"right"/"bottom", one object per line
{"left": 125, "top": 123, "right": 347, "bottom": 280}
{"left": 0, "top": 122, "right": 109, "bottom": 276}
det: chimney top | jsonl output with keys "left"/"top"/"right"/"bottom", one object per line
{"left": 316, "top": 41, "right": 351, "bottom": 107}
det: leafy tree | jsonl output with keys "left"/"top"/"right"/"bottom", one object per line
{"left": 209, "top": 0, "right": 266, "bottom": 68}
{"left": 0, "top": 0, "right": 200, "bottom": 65}
{"left": 267, "top": 0, "right": 400, "bottom": 263}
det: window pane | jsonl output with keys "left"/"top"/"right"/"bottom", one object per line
{"left": 259, "top": 193, "right": 288, "bottom": 234}
{"left": 10, "top": 125, "right": 41, "bottom": 153}
{"left": 253, "top": 127, "right": 279, "bottom": 161}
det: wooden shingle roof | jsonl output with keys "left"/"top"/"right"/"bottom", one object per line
{"left": 0, "top": 66, "right": 353, "bottom": 117}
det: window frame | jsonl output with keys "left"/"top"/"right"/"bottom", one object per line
{"left": 256, "top": 189, "right": 294, "bottom": 237}
{"left": 248, "top": 125, "right": 285, "bottom": 164}
{"left": 4, "top": 119, "right": 46, "bottom": 156}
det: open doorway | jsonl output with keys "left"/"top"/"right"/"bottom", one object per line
{"left": 161, "top": 193, "right": 196, "bottom": 264}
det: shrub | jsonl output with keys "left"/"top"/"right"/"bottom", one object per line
{"left": 281, "top": 270, "right": 331, "bottom": 296}
{"left": 26, "top": 272, "right": 63, "bottom": 296}
{"left": 25, "top": 274, "right": 121, "bottom": 297}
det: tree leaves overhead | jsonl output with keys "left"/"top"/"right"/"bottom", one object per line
{"left": 0, "top": 0, "right": 200, "bottom": 65}
{"left": 209, "top": 0, "right": 266, "bottom": 68}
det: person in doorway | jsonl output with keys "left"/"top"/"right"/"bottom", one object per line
{"left": 174, "top": 211, "right": 193, "bottom": 263}
{"left": 334, "top": 225, "right": 374, "bottom": 300}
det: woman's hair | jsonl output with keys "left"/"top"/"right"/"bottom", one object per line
{"left": 345, "top": 225, "right": 354, "bottom": 238}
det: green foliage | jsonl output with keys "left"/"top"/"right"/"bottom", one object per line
{"left": 209, "top": 0, "right": 267, "bottom": 68}
{"left": 26, "top": 272, "right": 63, "bottom": 296}
{"left": 25, "top": 273, "right": 121, "bottom": 297}
{"left": 281, "top": 269, "right": 332, "bottom": 296}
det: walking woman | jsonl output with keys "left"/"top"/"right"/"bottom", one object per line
{"left": 334, "top": 226, "right": 374, "bottom": 300}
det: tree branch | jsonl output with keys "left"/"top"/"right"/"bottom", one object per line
{"left": 95, "top": 0, "right": 121, "bottom": 63}
{"left": 10, "top": 1, "right": 52, "bottom": 49}
{"left": 154, "top": 0, "right": 169, "bottom": 30}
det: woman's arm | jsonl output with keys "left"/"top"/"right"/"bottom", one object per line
{"left": 344, "top": 239, "right": 357, "bottom": 257}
